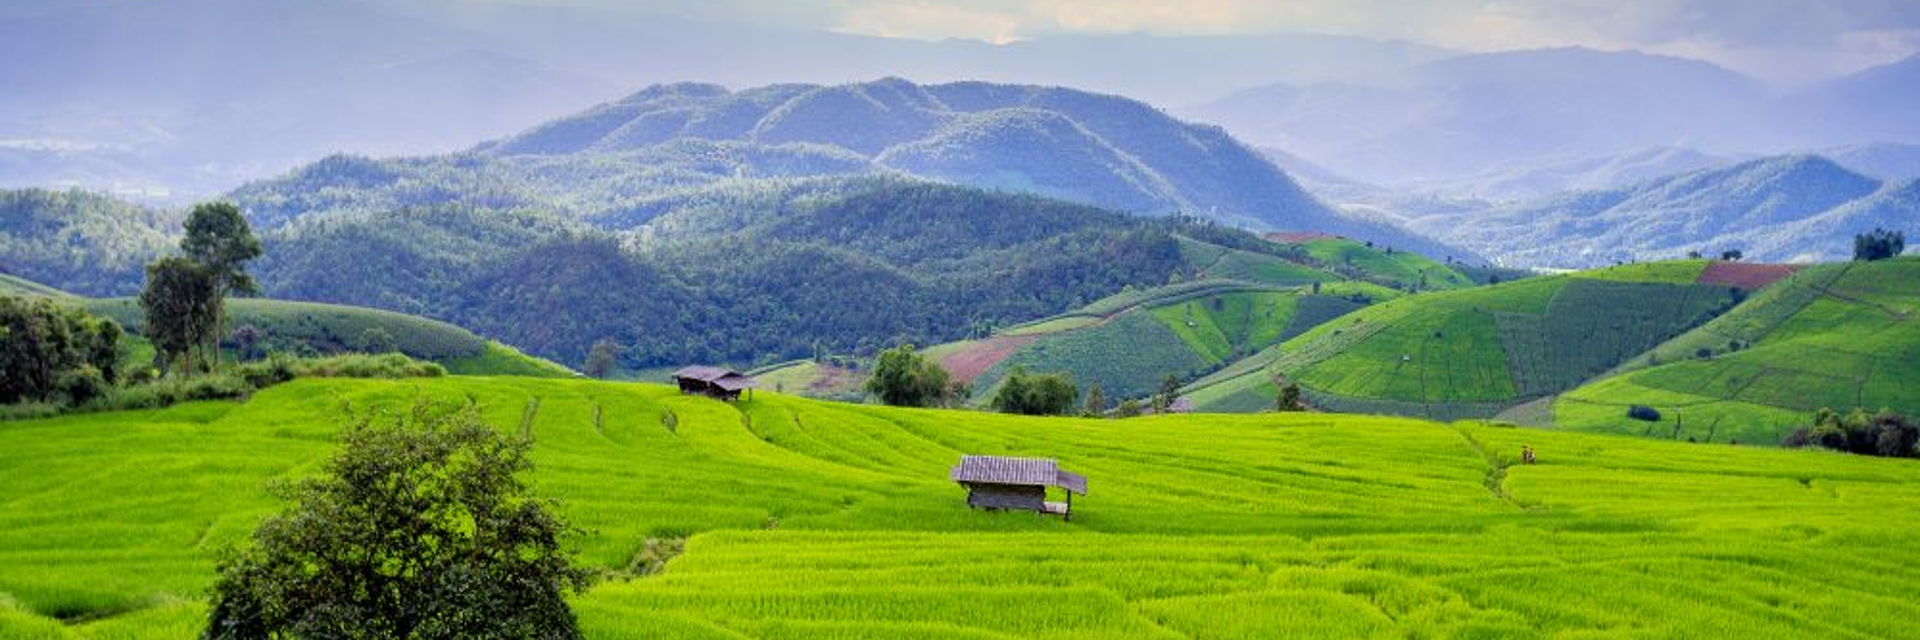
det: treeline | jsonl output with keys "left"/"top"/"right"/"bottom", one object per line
{"left": 1784, "top": 408, "right": 1917, "bottom": 458}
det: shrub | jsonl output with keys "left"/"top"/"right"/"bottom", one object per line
{"left": 203, "top": 402, "right": 592, "bottom": 638}
{"left": 1627, "top": 405, "right": 1662, "bottom": 422}
{"left": 992, "top": 367, "right": 1079, "bottom": 416}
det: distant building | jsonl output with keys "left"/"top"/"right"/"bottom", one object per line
{"left": 950, "top": 455, "right": 1087, "bottom": 520}
{"left": 671, "top": 366, "right": 758, "bottom": 402}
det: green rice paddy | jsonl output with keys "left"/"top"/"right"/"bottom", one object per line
{"left": 1556, "top": 258, "right": 1920, "bottom": 444}
{"left": 4, "top": 376, "right": 1918, "bottom": 638}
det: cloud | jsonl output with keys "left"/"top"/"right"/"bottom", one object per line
{"left": 614, "top": 0, "right": 1920, "bottom": 82}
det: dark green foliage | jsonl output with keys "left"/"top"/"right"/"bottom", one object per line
{"left": 1627, "top": 405, "right": 1663, "bottom": 422}
{"left": 139, "top": 257, "right": 220, "bottom": 375}
{"left": 1854, "top": 227, "right": 1906, "bottom": 261}
{"left": 1276, "top": 383, "right": 1304, "bottom": 412}
{"left": 183, "top": 202, "right": 263, "bottom": 297}
{"left": 1154, "top": 374, "right": 1182, "bottom": 413}
{"left": 991, "top": 367, "right": 1078, "bottom": 416}
{"left": 583, "top": 340, "right": 619, "bottom": 379}
{"left": 1114, "top": 399, "right": 1142, "bottom": 418}
{"left": 203, "top": 402, "right": 591, "bottom": 639}
{"left": 0, "top": 296, "right": 121, "bottom": 404}
{"left": 864, "top": 344, "right": 952, "bottom": 408}
{"left": 1083, "top": 384, "right": 1106, "bottom": 416}
{"left": 0, "top": 189, "right": 180, "bottom": 296}
{"left": 1785, "top": 409, "right": 1918, "bottom": 458}
{"left": 1720, "top": 249, "right": 1744, "bottom": 261}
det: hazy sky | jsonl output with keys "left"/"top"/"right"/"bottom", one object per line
{"left": 597, "top": 0, "right": 1920, "bottom": 85}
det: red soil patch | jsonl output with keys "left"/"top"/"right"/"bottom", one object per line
{"left": 1263, "top": 231, "right": 1339, "bottom": 244}
{"left": 940, "top": 334, "right": 1039, "bottom": 383}
{"left": 1697, "top": 261, "right": 1800, "bottom": 290}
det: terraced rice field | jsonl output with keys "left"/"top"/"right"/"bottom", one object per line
{"left": 5, "top": 377, "right": 1920, "bottom": 638}
{"left": 1556, "top": 258, "right": 1920, "bottom": 444}
{"left": 1293, "top": 238, "right": 1475, "bottom": 290}
{"left": 1186, "top": 264, "right": 1742, "bottom": 418}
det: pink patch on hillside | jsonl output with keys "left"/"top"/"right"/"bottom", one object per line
{"left": 1698, "top": 261, "right": 1799, "bottom": 290}
{"left": 941, "top": 335, "right": 1039, "bottom": 383}
{"left": 1263, "top": 231, "right": 1339, "bottom": 244}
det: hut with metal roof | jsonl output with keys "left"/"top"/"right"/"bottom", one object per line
{"left": 671, "top": 366, "right": 758, "bottom": 402}
{"left": 949, "top": 455, "right": 1087, "bottom": 520}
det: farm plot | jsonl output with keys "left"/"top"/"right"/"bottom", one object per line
{"left": 6, "top": 377, "right": 1920, "bottom": 639}
{"left": 1557, "top": 258, "right": 1920, "bottom": 444}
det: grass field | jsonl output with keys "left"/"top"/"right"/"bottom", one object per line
{"left": 1555, "top": 258, "right": 1920, "bottom": 445}
{"left": 0, "top": 274, "right": 73, "bottom": 298}
{"left": 1186, "top": 263, "right": 1742, "bottom": 418}
{"left": 4, "top": 376, "right": 1920, "bottom": 638}
{"left": 1294, "top": 238, "right": 1476, "bottom": 291}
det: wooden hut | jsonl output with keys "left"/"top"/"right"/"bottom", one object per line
{"left": 949, "top": 455, "right": 1087, "bottom": 520}
{"left": 671, "top": 366, "right": 758, "bottom": 402}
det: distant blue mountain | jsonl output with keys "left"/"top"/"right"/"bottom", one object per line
{"left": 1409, "top": 155, "right": 1916, "bottom": 267}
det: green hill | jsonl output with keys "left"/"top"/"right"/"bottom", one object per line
{"left": 0, "top": 273, "right": 571, "bottom": 378}
{"left": 1263, "top": 234, "right": 1477, "bottom": 291}
{"left": 1187, "top": 260, "right": 1744, "bottom": 419}
{"left": 2, "top": 377, "right": 1916, "bottom": 638}
{"left": 1554, "top": 257, "right": 1920, "bottom": 444}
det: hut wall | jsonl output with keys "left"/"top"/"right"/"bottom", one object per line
{"left": 966, "top": 483, "right": 1046, "bottom": 511}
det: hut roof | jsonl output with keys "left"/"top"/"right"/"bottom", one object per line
{"left": 672, "top": 365, "right": 741, "bottom": 382}
{"left": 950, "top": 455, "right": 1087, "bottom": 495}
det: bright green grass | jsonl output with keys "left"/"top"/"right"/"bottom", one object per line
{"left": 1572, "top": 259, "right": 1711, "bottom": 284}
{"left": 1149, "top": 291, "right": 1299, "bottom": 363}
{"left": 973, "top": 312, "right": 1213, "bottom": 401}
{"left": 1298, "top": 238, "right": 1475, "bottom": 290}
{"left": 1000, "top": 314, "right": 1103, "bottom": 336}
{"left": 1557, "top": 258, "right": 1920, "bottom": 444}
{"left": 442, "top": 341, "right": 578, "bottom": 378}
{"left": 5, "top": 377, "right": 1920, "bottom": 639}
{"left": 1187, "top": 263, "right": 1741, "bottom": 418}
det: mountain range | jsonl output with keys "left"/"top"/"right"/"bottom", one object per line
{"left": 1184, "top": 48, "right": 1920, "bottom": 186}
{"left": 1409, "top": 155, "right": 1918, "bottom": 267}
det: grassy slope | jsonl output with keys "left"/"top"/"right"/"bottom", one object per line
{"left": 29, "top": 291, "right": 578, "bottom": 378}
{"left": 0, "top": 274, "right": 73, "bottom": 298}
{"left": 1297, "top": 237, "right": 1476, "bottom": 290}
{"left": 1556, "top": 257, "right": 1920, "bottom": 444}
{"left": 1187, "top": 262, "right": 1740, "bottom": 418}
{"left": 4, "top": 377, "right": 1919, "bottom": 638}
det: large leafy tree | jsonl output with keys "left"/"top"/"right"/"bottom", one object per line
{"left": 204, "top": 402, "right": 592, "bottom": 639}
{"left": 139, "top": 257, "right": 220, "bottom": 377}
{"left": 181, "top": 202, "right": 262, "bottom": 369}
{"left": 864, "top": 344, "right": 952, "bottom": 407}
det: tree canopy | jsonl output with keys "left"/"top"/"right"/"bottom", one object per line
{"left": 991, "top": 367, "right": 1078, "bottom": 416}
{"left": 204, "top": 402, "right": 592, "bottom": 639}
{"left": 864, "top": 344, "right": 952, "bottom": 408}
{"left": 0, "top": 296, "right": 121, "bottom": 405}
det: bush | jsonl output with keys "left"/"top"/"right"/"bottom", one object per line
{"left": 1627, "top": 405, "right": 1662, "bottom": 422}
{"left": 54, "top": 366, "right": 108, "bottom": 406}
{"left": 991, "top": 367, "right": 1078, "bottom": 416}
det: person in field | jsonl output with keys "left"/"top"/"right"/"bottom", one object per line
{"left": 1521, "top": 445, "right": 1536, "bottom": 465}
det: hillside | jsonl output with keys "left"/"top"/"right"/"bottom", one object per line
{"left": 1184, "top": 261, "right": 1745, "bottom": 419}
{"left": 1554, "top": 258, "right": 1920, "bottom": 445}
{"left": 759, "top": 235, "right": 1450, "bottom": 405}
{"left": 8, "top": 178, "right": 1342, "bottom": 371}
{"left": 0, "top": 273, "right": 571, "bottom": 378}
{"left": 3, "top": 376, "right": 1918, "bottom": 638}
{"left": 0, "top": 188, "right": 179, "bottom": 296}
{"left": 1409, "top": 155, "right": 1918, "bottom": 268}
{"left": 235, "top": 78, "right": 1454, "bottom": 257}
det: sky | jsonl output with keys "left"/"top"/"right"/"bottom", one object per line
{"left": 589, "top": 0, "right": 1920, "bottom": 85}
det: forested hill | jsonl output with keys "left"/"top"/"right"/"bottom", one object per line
{"left": 226, "top": 79, "right": 1459, "bottom": 259}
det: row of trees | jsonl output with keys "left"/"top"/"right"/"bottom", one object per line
{"left": 1783, "top": 408, "right": 1917, "bottom": 458}
{"left": 1855, "top": 227, "right": 1906, "bottom": 262}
